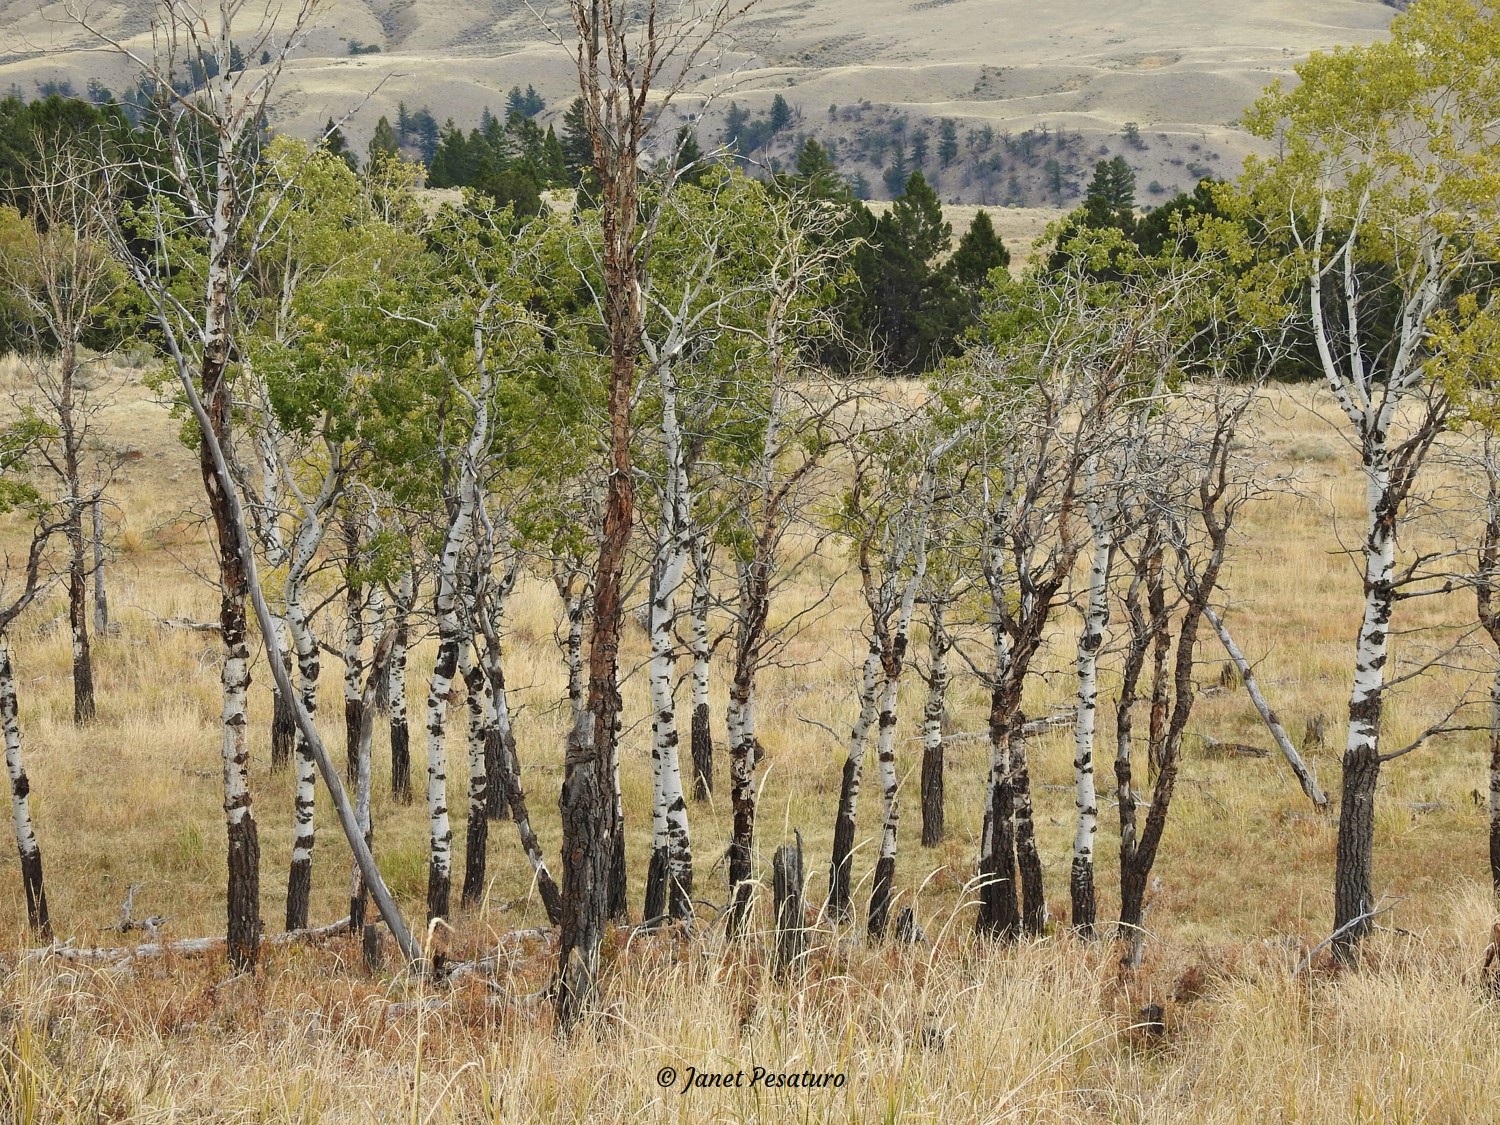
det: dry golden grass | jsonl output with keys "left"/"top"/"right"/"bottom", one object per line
{"left": 2, "top": 366, "right": 1500, "bottom": 1120}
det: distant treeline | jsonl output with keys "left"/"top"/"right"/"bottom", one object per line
{"left": 0, "top": 86, "right": 1230, "bottom": 379}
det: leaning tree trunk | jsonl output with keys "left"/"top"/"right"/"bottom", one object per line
{"left": 389, "top": 571, "right": 414, "bottom": 803}
{"left": 1333, "top": 459, "right": 1396, "bottom": 964}
{"left": 828, "top": 640, "right": 880, "bottom": 923}
{"left": 1070, "top": 523, "right": 1111, "bottom": 936}
{"left": 689, "top": 533, "right": 714, "bottom": 800}
{"left": 1, "top": 644, "right": 49, "bottom": 936}
{"left": 460, "top": 637, "right": 490, "bottom": 909}
{"left": 920, "top": 598, "right": 949, "bottom": 847}
{"left": 482, "top": 564, "right": 517, "bottom": 823}
{"left": 342, "top": 515, "right": 365, "bottom": 785}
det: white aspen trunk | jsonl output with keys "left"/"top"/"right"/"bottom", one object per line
{"left": 1070, "top": 514, "right": 1111, "bottom": 936}
{"left": 425, "top": 428, "right": 487, "bottom": 923}
{"left": 1334, "top": 452, "right": 1396, "bottom": 955}
{"left": 869, "top": 667, "right": 904, "bottom": 937}
{"left": 828, "top": 640, "right": 881, "bottom": 922}
{"left": 367, "top": 562, "right": 389, "bottom": 715}
{"left": 284, "top": 599, "right": 319, "bottom": 931}
{"left": 389, "top": 570, "right": 413, "bottom": 802}
{"left": 645, "top": 360, "right": 693, "bottom": 923}
{"left": 1, "top": 644, "right": 48, "bottom": 934}
{"left": 868, "top": 555, "right": 926, "bottom": 940}
{"left": 725, "top": 678, "right": 758, "bottom": 931}
{"left": 689, "top": 533, "right": 713, "bottom": 800}
{"left": 281, "top": 491, "right": 327, "bottom": 932}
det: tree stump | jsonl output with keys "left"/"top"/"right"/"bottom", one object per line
{"left": 362, "top": 923, "right": 383, "bottom": 974}
{"left": 771, "top": 832, "right": 806, "bottom": 976}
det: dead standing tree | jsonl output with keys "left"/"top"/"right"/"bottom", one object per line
{"left": 706, "top": 191, "right": 849, "bottom": 936}
{"left": 0, "top": 165, "right": 125, "bottom": 726}
{"left": 550, "top": 0, "right": 752, "bottom": 1026}
{"left": 1114, "top": 380, "right": 1267, "bottom": 935}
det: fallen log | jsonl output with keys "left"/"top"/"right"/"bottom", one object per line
{"left": 23, "top": 919, "right": 350, "bottom": 965}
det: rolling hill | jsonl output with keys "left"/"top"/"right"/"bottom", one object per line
{"left": 0, "top": 0, "right": 1397, "bottom": 203}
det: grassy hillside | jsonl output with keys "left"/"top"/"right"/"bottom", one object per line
{"left": 0, "top": 0, "right": 1396, "bottom": 203}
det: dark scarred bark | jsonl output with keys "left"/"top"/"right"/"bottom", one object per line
{"left": 202, "top": 288, "right": 260, "bottom": 972}
{"left": 1012, "top": 732, "right": 1045, "bottom": 936}
{"left": 461, "top": 651, "right": 490, "bottom": 909}
{"left": 977, "top": 712, "right": 1022, "bottom": 940}
{"left": 67, "top": 505, "right": 94, "bottom": 724}
{"left": 920, "top": 600, "right": 949, "bottom": 848}
{"left": 270, "top": 652, "right": 295, "bottom": 772}
{"left": 691, "top": 703, "right": 712, "bottom": 801}
{"left": 343, "top": 515, "right": 364, "bottom": 786}
{"left": 389, "top": 575, "right": 413, "bottom": 803}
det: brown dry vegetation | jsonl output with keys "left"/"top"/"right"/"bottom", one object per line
{"left": 2, "top": 357, "right": 1500, "bottom": 1120}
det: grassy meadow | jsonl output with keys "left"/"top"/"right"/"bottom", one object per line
{"left": 1, "top": 355, "right": 1500, "bottom": 1121}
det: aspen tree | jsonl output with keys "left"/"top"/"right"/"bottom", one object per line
{"left": 1244, "top": 0, "right": 1500, "bottom": 959}
{"left": 0, "top": 162, "right": 125, "bottom": 726}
